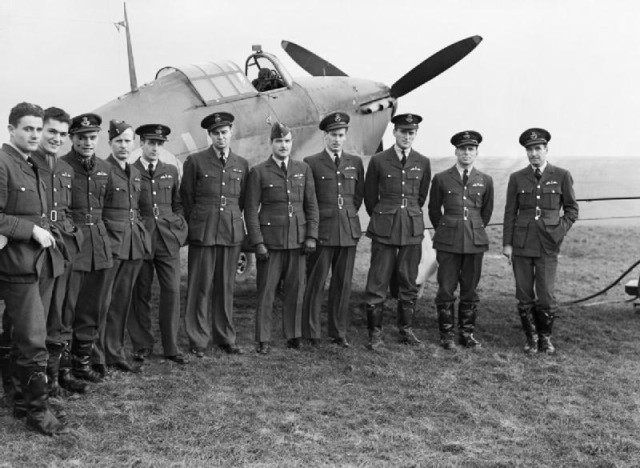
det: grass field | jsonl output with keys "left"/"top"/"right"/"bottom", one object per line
{"left": 1, "top": 223, "right": 640, "bottom": 467}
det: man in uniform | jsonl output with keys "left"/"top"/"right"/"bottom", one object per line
{"left": 245, "top": 122, "right": 319, "bottom": 354}
{"left": 31, "top": 107, "right": 87, "bottom": 394}
{"left": 428, "top": 131, "right": 493, "bottom": 349}
{"left": 302, "top": 112, "right": 364, "bottom": 348}
{"left": 362, "top": 113, "right": 431, "bottom": 350}
{"left": 0, "top": 102, "right": 67, "bottom": 435}
{"left": 96, "top": 120, "right": 149, "bottom": 372}
{"left": 503, "top": 128, "right": 579, "bottom": 355}
{"left": 129, "top": 124, "right": 189, "bottom": 364}
{"left": 180, "top": 112, "right": 248, "bottom": 356}
{"left": 61, "top": 113, "right": 114, "bottom": 383}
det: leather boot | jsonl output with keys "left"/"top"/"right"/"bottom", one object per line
{"left": 458, "top": 303, "right": 481, "bottom": 348}
{"left": 518, "top": 306, "right": 538, "bottom": 354}
{"left": 0, "top": 345, "right": 14, "bottom": 406}
{"left": 437, "top": 304, "right": 456, "bottom": 350}
{"left": 59, "top": 341, "right": 88, "bottom": 394}
{"left": 397, "top": 301, "right": 421, "bottom": 345}
{"left": 72, "top": 340, "right": 103, "bottom": 383}
{"left": 536, "top": 308, "right": 556, "bottom": 355}
{"left": 20, "top": 365, "right": 68, "bottom": 436}
{"left": 46, "top": 343, "right": 70, "bottom": 399}
{"left": 365, "top": 304, "right": 384, "bottom": 350}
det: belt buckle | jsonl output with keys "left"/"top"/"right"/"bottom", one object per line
{"left": 50, "top": 210, "right": 58, "bottom": 222}
{"left": 401, "top": 198, "right": 408, "bottom": 208}
{"left": 463, "top": 207, "right": 468, "bottom": 220}
{"left": 287, "top": 203, "right": 294, "bottom": 217}
{"left": 535, "top": 206, "right": 541, "bottom": 220}
{"left": 129, "top": 209, "right": 135, "bottom": 221}
{"left": 152, "top": 205, "right": 160, "bottom": 217}
{"left": 220, "top": 195, "right": 227, "bottom": 207}
{"left": 337, "top": 195, "right": 344, "bottom": 209}
{"left": 85, "top": 213, "right": 93, "bottom": 225}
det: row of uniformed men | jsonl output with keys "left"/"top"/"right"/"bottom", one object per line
{"left": 0, "top": 101, "right": 579, "bottom": 436}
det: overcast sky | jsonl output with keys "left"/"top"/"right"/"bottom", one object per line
{"left": 1, "top": 0, "right": 638, "bottom": 158}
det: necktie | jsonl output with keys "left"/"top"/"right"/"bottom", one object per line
{"left": 26, "top": 157, "right": 37, "bottom": 176}
{"left": 79, "top": 156, "right": 94, "bottom": 173}
{"left": 462, "top": 169, "right": 469, "bottom": 186}
{"left": 280, "top": 161, "right": 287, "bottom": 175}
{"left": 148, "top": 162, "right": 155, "bottom": 177}
{"left": 334, "top": 152, "right": 340, "bottom": 168}
{"left": 219, "top": 152, "right": 226, "bottom": 166}
{"left": 400, "top": 150, "right": 407, "bottom": 166}
{"left": 535, "top": 168, "right": 542, "bottom": 181}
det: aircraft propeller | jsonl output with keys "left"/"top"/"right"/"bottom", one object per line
{"left": 281, "top": 35, "right": 483, "bottom": 98}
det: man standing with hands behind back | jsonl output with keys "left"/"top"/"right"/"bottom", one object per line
{"left": 503, "top": 128, "right": 578, "bottom": 355}
{"left": 428, "top": 131, "right": 493, "bottom": 350}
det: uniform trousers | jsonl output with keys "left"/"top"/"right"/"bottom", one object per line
{"left": 67, "top": 266, "right": 117, "bottom": 345}
{"left": 185, "top": 244, "right": 241, "bottom": 349}
{"left": 255, "top": 249, "right": 305, "bottom": 342}
{"left": 97, "top": 258, "right": 143, "bottom": 365}
{"left": 435, "top": 251, "right": 484, "bottom": 306}
{"left": 512, "top": 254, "right": 558, "bottom": 310}
{"left": 129, "top": 249, "right": 182, "bottom": 357}
{"left": 302, "top": 245, "right": 356, "bottom": 340}
{"left": 0, "top": 281, "right": 47, "bottom": 367}
{"left": 40, "top": 264, "right": 73, "bottom": 345}
{"left": 364, "top": 241, "right": 422, "bottom": 305}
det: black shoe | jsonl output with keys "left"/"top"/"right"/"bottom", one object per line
{"left": 331, "top": 337, "right": 351, "bottom": 348}
{"left": 107, "top": 361, "right": 141, "bottom": 373}
{"left": 399, "top": 329, "right": 422, "bottom": 346}
{"left": 190, "top": 348, "right": 205, "bottom": 358}
{"left": 307, "top": 338, "right": 321, "bottom": 347}
{"left": 92, "top": 363, "right": 107, "bottom": 377}
{"left": 440, "top": 337, "right": 456, "bottom": 350}
{"left": 286, "top": 338, "right": 301, "bottom": 349}
{"left": 133, "top": 348, "right": 152, "bottom": 362}
{"left": 256, "top": 342, "right": 270, "bottom": 355}
{"left": 219, "top": 344, "right": 243, "bottom": 355}
{"left": 459, "top": 334, "right": 482, "bottom": 348}
{"left": 165, "top": 354, "right": 190, "bottom": 364}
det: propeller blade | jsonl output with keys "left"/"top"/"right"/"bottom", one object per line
{"left": 281, "top": 40, "right": 348, "bottom": 77}
{"left": 390, "top": 35, "right": 482, "bottom": 99}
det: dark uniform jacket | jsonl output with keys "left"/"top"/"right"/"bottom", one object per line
{"left": 180, "top": 147, "right": 248, "bottom": 246}
{"left": 31, "top": 148, "right": 84, "bottom": 262}
{"left": 503, "top": 163, "right": 579, "bottom": 257}
{"left": 0, "top": 143, "right": 65, "bottom": 282}
{"left": 428, "top": 166, "right": 494, "bottom": 254}
{"left": 245, "top": 157, "right": 319, "bottom": 250}
{"left": 61, "top": 150, "right": 114, "bottom": 271}
{"left": 303, "top": 150, "right": 364, "bottom": 247}
{"left": 133, "top": 158, "right": 187, "bottom": 256}
{"left": 364, "top": 147, "right": 431, "bottom": 246}
{"left": 103, "top": 155, "right": 149, "bottom": 260}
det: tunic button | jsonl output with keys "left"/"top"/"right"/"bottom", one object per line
{"left": 537, "top": 185, "right": 540, "bottom": 189}
{"left": 338, "top": 183, "right": 342, "bottom": 186}
{"left": 20, "top": 187, "right": 25, "bottom": 191}
{"left": 54, "top": 202, "right": 58, "bottom": 207}
{"left": 152, "top": 180, "right": 155, "bottom": 184}
{"left": 53, "top": 188, "right": 57, "bottom": 192}
{"left": 287, "top": 190, "right": 290, "bottom": 193}
{"left": 536, "top": 195, "right": 540, "bottom": 199}
{"left": 336, "top": 171, "right": 340, "bottom": 175}
{"left": 88, "top": 192, "right": 92, "bottom": 195}
{"left": 222, "top": 182, "right": 225, "bottom": 186}
{"left": 205, "top": 174, "right": 209, "bottom": 178}
{"left": 463, "top": 196, "right": 466, "bottom": 199}
{"left": 153, "top": 191, "right": 156, "bottom": 195}
{"left": 402, "top": 181, "right": 405, "bottom": 185}
{"left": 402, "top": 170, "right": 405, "bottom": 174}
{"left": 220, "top": 208, "right": 224, "bottom": 211}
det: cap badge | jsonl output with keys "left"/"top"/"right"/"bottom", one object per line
{"left": 406, "top": 114, "right": 413, "bottom": 123}
{"left": 214, "top": 114, "right": 221, "bottom": 123}
{"left": 531, "top": 131, "right": 538, "bottom": 140}
{"left": 81, "top": 116, "right": 90, "bottom": 127}
{"left": 463, "top": 132, "right": 470, "bottom": 139}
{"left": 155, "top": 126, "right": 163, "bottom": 135}
{"left": 335, "top": 114, "right": 341, "bottom": 122}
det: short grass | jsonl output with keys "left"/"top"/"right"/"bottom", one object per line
{"left": 1, "top": 224, "right": 640, "bottom": 467}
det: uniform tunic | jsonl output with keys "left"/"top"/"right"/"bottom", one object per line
{"left": 302, "top": 150, "right": 364, "bottom": 340}
{"left": 363, "top": 147, "right": 431, "bottom": 304}
{"left": 129, "top": 158, "right": 188, "bottom": 357}
{"left": 180, "top": 147, "right": 248, "bottom": 349}
{"left": 503, "top": 163, "right": 579, "bottom": 310}
{"left": 60, "top": 150, "right": 115, "bottom": 345}
{"left": 99, "top": 156, "right": 149, "bottom": 365}
{"left": 244, "top": 157, "right": 319, "bottom": 342}
{"left": 0, "top": 143, "right": 65, "bottom": 367}
{"left": 428, "top": 166, "right": 493, "bottom": 306}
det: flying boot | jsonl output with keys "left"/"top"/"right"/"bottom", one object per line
{"left": 59, "top": 341, "right": 88, "bottom": 394}
{"left": 536, "top": 307, "right": 556, "bottom": 355}
{"left": 518, "top": 306, "right": 538, "bottom": 354}
{"left": 437, "top": 303, "right": 456, "bottom": 350}
{"left": 458, "top": 303, "right": 481, "bottom": 348}
{"left": 71, "top": 340, "right": 103, "bottom": 383}
{"left": 365, "top": 304, "right": 384, "bottom": 350}
{"left": 20, "top": 364, "right": 68, "bottom": 436}
{"left": 397, "top": 300, "right": 421, "bottom": 345}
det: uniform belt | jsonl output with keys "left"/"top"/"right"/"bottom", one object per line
{"left": 194, "top": 196, "right": 240, "bottom": 206}
{"left": 48, "top": 210, "right": 66, "bottom": 222}
{"left": 72, "top": 212, "right": 102, "bottom": 226}
{"left": 102, "top": 208, "right": 138, "bottom": 222}
{"left": 21, "top": 214, "right": 51, "bottom": 228}
{"left": 140, "top": 204, "right": 173, "bottom": 218}
{"left": 519, "top": 207, "right": 551, "bottom": 220}
{"left": 380, "top": 197, "right": 419, "bottom": 209}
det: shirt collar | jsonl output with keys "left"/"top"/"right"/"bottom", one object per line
{"left": 139, "top": 157, "right": 158, "bottom": 170}
{"left": 394, "top": 144, "right": 410, "bottom": 161}
{"left": 531, "top": 161, "right": 548, "bottom": 173}
{"left": 272, "top": 155, "right": 289, "bottom": 168}
{"left": 325, "top": 148, "right": 342, "bottom": 159}
{"left": 214, "top": 146, "right": 228, "bottom": 160}
{"left": 8, "top": 142, "right": 30, "bottom": 160}
{"left": 456, "top": 164, "right": 473, "bottom": 177}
